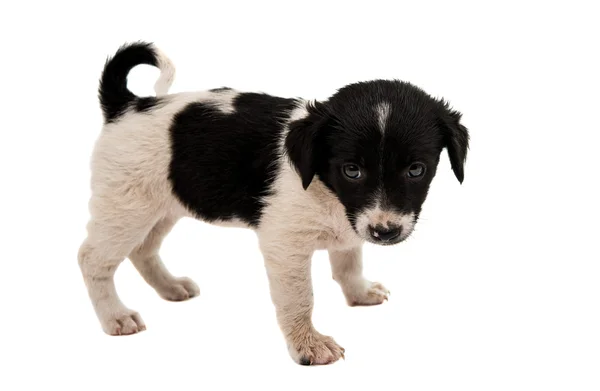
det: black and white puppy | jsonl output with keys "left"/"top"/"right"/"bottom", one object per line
{"left": 79, "top": 42, "right": 469, "bottom": 365}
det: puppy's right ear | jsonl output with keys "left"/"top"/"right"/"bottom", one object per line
{"left": 285, "top": 102, "right": 329, "bottom": 190}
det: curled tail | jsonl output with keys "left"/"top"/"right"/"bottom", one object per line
{"left": 99, "top": 41, "right": 175, "bottom": 122}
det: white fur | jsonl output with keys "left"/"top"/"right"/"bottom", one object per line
{"left": 254, "top": 102, "right": 364, "bottom": 363}
{"left": 209, "top": 88, "right": 238, "bottom": 113}
{"left": 153, "top": 46, "right": 176, "bottom": 96}
{"left": 212, "top": 218, "right": 250, "bottom": 228}
{"left": 375, "top": 102, "right": 390, "bottom": 133}
{"left": 79, "top": 91, "right": 230, "bottom": 336}
{"left": 329, "top": 247, "right": 390, "bottom": 306}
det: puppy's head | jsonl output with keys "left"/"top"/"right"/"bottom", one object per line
{"left": 285, "top": 80, "right": 469, "bottom": 245}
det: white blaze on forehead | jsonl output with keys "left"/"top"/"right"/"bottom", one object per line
{"left": 375, "top": 102, "right": 391, "bottom": 133}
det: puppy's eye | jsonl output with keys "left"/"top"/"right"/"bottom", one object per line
{"left": 342, "top": 164, "right": 362, "bottom": 179}
{"left": 407, "top": 163, "right": 426, "bottom": 178}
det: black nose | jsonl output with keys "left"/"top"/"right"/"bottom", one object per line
{"left": 369, "top": 225, "right": 401, "bottom": 242}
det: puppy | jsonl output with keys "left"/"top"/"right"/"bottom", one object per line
{"left": 78, "top": 42, "right": 469, "bottom": 365}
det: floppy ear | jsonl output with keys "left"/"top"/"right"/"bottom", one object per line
{"left": 284, "top": 103, "right": 328, "bottom": 190}
{"left": 440, "top": 107, "right": 470, "bottom": 183}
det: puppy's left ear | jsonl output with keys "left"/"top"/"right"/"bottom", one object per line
{"left": 285, "top": 102, "right": 329, "bottom": 190}
{"left": 439, "top": 106, "right": 470, "bottom": 184}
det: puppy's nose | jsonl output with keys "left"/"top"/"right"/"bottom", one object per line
{"left": 369, "top": 225, "right": 401, "bottom": 242}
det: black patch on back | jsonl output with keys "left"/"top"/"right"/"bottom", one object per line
{"left": 168, "top": 93, "right": 298, "bottom": 227}
{"left": 209, "top": 87, "right": 233, "bottom": 92}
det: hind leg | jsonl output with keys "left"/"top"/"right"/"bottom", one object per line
{"left": 78, "top": 198, "right": 161, "bottom": 335}
{"left": 129, "top": 216, "right": 199, "bottom": 301}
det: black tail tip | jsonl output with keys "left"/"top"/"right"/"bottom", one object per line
{"left": 98, "top": 41, "right": 158, "bottom": 123}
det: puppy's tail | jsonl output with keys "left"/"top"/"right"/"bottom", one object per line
{"left": 99, "top": 41, "right": 175, "bottom": 122}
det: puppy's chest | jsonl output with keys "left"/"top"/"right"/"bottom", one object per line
{"left": 263, "top": 170, "right": 362, "bottom": 251}
{"left": 313, "top": 205, "right": 362, "bottom": 251}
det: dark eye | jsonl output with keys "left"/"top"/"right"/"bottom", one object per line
{"left": 342, "top": 164, "right": 362, "bottom": 179}
{"left": 407, "top": 163, "right": 426, "bottom": 178}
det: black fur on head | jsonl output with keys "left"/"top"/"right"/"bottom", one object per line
{"left": 285, "top": 80, "right": 469, "bottom": 243}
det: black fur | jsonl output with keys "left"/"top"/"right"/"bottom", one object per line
{"left": 286, "top": 80, "right": 469, "bottom": 232}
{"left": 168, "top": 93, "right": 299, "bottom": 227}
{"left": 438, "top": 105, "right": 469, "bottom": 183}
{"left": 285, "top": 101, "right": 330, "bottom": 190}
{"left": 99, "top": 41, "right": 160, "bottom": 123}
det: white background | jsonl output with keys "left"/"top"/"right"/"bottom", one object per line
{"left": 1, "top": 1, "right": 599, "bottom": 390}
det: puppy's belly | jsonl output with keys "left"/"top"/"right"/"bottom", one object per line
{"left": 209, "top": 218, "right": 252, "bottom": 229}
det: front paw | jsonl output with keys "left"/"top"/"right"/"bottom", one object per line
{"left": 156, "top": 277, "right": 200, "bottom": 302}
{"left": 100, "top": 309, "right": 146, "bottom": 336}
{"left": 287, "top": 329, "right": 345, "bottom": 365}
{"left": 345, "top": 280, "right": 390, "bottom": 306}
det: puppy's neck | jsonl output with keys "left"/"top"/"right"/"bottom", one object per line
{"left": 305, "top": 176, "right": 341, "bottom": 211}
{"left": 286, "top": 163, "right": 362, "bottom": 248}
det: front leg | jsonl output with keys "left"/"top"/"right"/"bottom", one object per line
{"left": 329, "top": 246, "right": 390, "bottom": 306}
{"left": 260, "top": 241, "right": 345, "bottom": 365}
